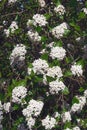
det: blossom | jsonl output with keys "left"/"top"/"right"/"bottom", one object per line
{"left": 33, "top": 14, "right": 48, "bottom": 27}
{"left": 54, "top": 4, "right": 66, "bottom": 15}
{"left": 22, "top": 99, "right": 44, "bottom": 118}
{"left": 32, "top": 58, "right": 49, "bottom": 74}
{"left": 82, "top": 8, "right": 87, "bottom": 14}
{"left": 84, "top": 89, "right": 87, "bottom": 98}
{"left": 62, "top": 111, "right": 71, "bottom": 123}
{"left": 9, "top": 44, "right": 27, "bottom": 68}
{"left": 3, "top": 102, "right": 11, "bottom": 113}
{"left": 38, "top": 0, "right": 46, "bottom": 7}
{"left": 50, "top": 46, "right": 66, "bottom": 60}
{"left": 49, "top": 80, "right": 66, "bottom": 94}
{"left": 26, "top": 117, "right": 36, "bottom": 130}
{"left": 51, "top": 22, "right": 69, "bottom": 39}
{"left": 12, "top": 86, "right": 27, "bottom": 104}
{"left": 8, "top": 0, "right": 17, "bottom": 4}
{"left": 70, "top": 96, "right": 86, "bottom": 113}
{"left": 41, "top": 115, "right": 57, "bottom": 129}
{"left": 70, "top": 63, "right": 83, "bottom": 76}
{"left": 27, "top": 30, "right": 41, "bottom": 42}
{"left": 46, "top": 66, "right": 63, "bottom": 78}
{"left": 73, "top": 126, "right": 80, "bottom": 130}
{"left": 4, "top": 21, "right": 18, "bottom": 37}
{"left": 0, "top": 101, "right": 3, "bottom": 124}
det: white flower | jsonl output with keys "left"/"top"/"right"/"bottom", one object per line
{"left": 70, "top": 63, "right": 83, "bottom": 76}
{"left": 70, "top": 96, "right": 86, "bottom": 113}
{"left": 0, "top": 101, "right": 3, "bottom": 111}
{"left": 65, "top": 128, "right": 72, "bottom": 130}
{"left": 4, "top": 21, "right": 18, "bottom": 37}
{"left": 8, "top": 0, "right": 17, "bottom": 4}
{"left": 62, "top": 111, "right": 71, "bottom": 123}
{"left": 27, "top": 30, "right": 41, "bottom": 42}
{"left": 76, "top": 96, "right": 86, "bottom": 108}
{"left": 3, "top": 102, "right": 11, "bottom": 113}
{"left": 70, "top": 103, "right": 81, "bottom": 113}
{"left": 73, "top": 126, "right": 80, "bottom": 130}
{"left": 84, "top": 89, "right": 87, "bottom": 98}
{"left": 27, "top": 68, "right": 32, "bottom": 75}
{"left": 54, "top": 4, "right": 66, "bottom": 15}
{"left": 33, "top": 14, "right": 48, "bottom": 27}
{"left": 4, "top": 29, "right": 10, "bottom": 37}
{"left": 9, "top": 44, "right": 27, "bottom": 68}
{"left": 26, "top": 117, "right": 36, "bottom": 130}
{"left": 50, "top": 46, "right": 66, "bottom": 60}
{"left": 46, "top": 66, "right": 63, "bottom": 78}
{"left": 22, "top": 99, "right": 44, "bottom": 118}
{"left": 51, "top": 22, "right": 69, "bottom": 39}
{"left": 82, "top": 8, "right": 87, "bottom": 14}
{"left": 49, "top": 80, "right": 66, "bottom": 94}
{"left": 12, "top": 86, "right": 27, "bottom": 104}
{"left": 46, "top": 42, "right": 54, "bottom": 48}
{"left": 27, "top": 19, "right": 33, "bottom": 27}
{"left": 38, "top": 0, "right": 46, "bottom": 7}
{"left": 0, "top": 101, "right": 3, "bottom": 124}
{"left": 54, "top": 112, "right": 60, "bottom": 118}
{"left": 42, "top": 115, "right": 57, "bottom": 129}
{"left": 9, "top": 21, "right": 18, "bottom": 33}
{"left": 32, "top": 58, "right": 49, "bottom": 74}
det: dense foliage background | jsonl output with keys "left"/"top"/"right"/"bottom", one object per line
{"left": 0, "top": 0, "right": 87, "bottom": 130}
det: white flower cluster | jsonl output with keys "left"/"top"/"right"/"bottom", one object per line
{"left": 65, "top": 126, "right": 80, "bottom": 130}
{"left": 33, "top": 14, "right": 48, "bottom": 27}
{"left": 82, "top": 8, "right": 87, "bottom": 14}
{"left": 41, "top": 115, "right": 57, "bottom": 130}
{"left": 70, "top": 63, "right": 83, "bottom": 76}
{"left": 0, "top": 101, "right": 3, "bottom": 127}
{"left": 62, "top": 111, "right": 71, "bottom": 123}
{"left": 4, "top": 21, "right": 18, "bottom": 37}
{"left": 51, "top": 22, "right": 69, "bottom": 39}
{"left": 54, "top": 4, "right": 66, "bottom": 15}
{"left": 65, "top": 128, "right": 72, "bottom": 130}
{"left": 23, "top": 99, "right": 44, "bottom": 117}
{"left": 3, "top": 102, "right": 11, "bottom": 113}
{"left": 70, "top": 96, "right": 86, "bottom": 113}
{"left": 27, "top": 117, "right": 36, "bottom": 130}
{"left": 12, "top": 86, "right": 27, "bottom": 104}
{"left": 27, "top": 30, "right": 41, "bottom": 42}
{"left": 27, "top": 19, "right": 33, "bottom": 27}
{"left": 73, "top": 126, "right": 80, "bottom": 130}
{"left": 38, "top": 0, "right": 46, "bottom": 7}
{"left": 8, "top": 0, "right": 17, "bottom": 4}
{"left": 46, "top": 66, "right": 63, "bottom": 78}
{"left": 84, "top": 89, "right": 87, "bottom": 98}
{"left": 54, "top": 112, "right": 60, "bottom": 118}
{"left": 22, "top": 99, "right": 44, "bottom": 129}
{"left": 50, "top": 46, "right": 66, "bottom": 60}
{"left": 49, "top": 80, "right": 66, "bottom": 95}
{"left": 10, "top": 44, "right": 27, "bottom": 68}
{"left": 32, "top": 58, "right": 49, "bottom": 74}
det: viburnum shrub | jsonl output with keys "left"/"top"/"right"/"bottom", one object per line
{"left": 0, "top": 0, "right": 87, "bottom": 130}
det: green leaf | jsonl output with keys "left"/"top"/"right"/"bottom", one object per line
{"left": 64, "top": 70, "right": 72, "bottom": 77}
{"left": 54, "top": 40, "right": 63, "bottom": 47}
{"left": 41, "top": 53, "right": 48, "bottom": 60}
{"left": 78, "top": 12, "right": 86, "bottom": 20}
{"left": 13, "top": 104, "right": 20, "bottom": 111}
{"left": 46, "top": 76, "right": 55, "bottom": 82}
{"left": 63, "top": 87, "right": 69, "bottom": 95}
{"left": 72, "top": 97, "right": 79, "bottom": 104}
{"left": 35, "top": 26, "right": 42, "bottom": 33}
{"left": 41, "top": 36, "right": 48, "bottom": 42}
{"left": 79, "top": 87, "right": 84, "bottom": 92}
